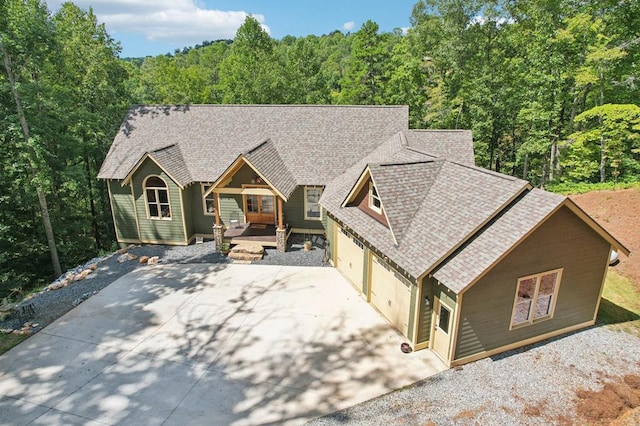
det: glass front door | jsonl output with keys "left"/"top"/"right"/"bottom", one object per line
{"left": 244, "top": 194, "right": 275, "bottom": 224}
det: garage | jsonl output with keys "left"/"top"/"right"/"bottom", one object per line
{"left": 336, "top": 227, "right": 364, "bottom": 289}
{"left": 370, "top": 255, "right": 412, "bottom": 336}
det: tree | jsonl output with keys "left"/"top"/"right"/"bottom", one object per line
{"left": 218, "top": 16, "right": 287, "bottom": 104}
{"left": 1, "top": 0, "right": 62, "bottom": 277}
{"left": 338, "top": 20, "right": 391, "bottom": 105}
{"left": 563, "top": 104, "right": 640, "bottom": 183}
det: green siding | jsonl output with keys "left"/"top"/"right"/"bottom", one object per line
{"left": 109, "top": 180, "right": 139, "bottom": 241}
{"left": 132, "top": 159, "right": 187, "bottom": 244}
{"left": 325, "top": 212, "right": 335, "bottom": 263}
{"left": 218, "top": 194, "right": 245, "bottom": 227}
{"left": 283, "top": 186, "right": 325, "bottom": 230}
{"left": 454, "top": 206, "right": 611, "bottom": 361}
{"left": 229, "top": 163, "right": 256, "bottom": 187}
{"left": 416, "top": 277, "right": 435, "bottom": 344}
{"left": 182, "top": 186, "right": 194, "bottom": 239}
{"left": 189, "top": 184, "right": 216, "bottom": 236}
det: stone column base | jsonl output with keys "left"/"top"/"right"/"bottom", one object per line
{"left": 276, "top": 228, "right": 287, "bottom": 253}
{"left": 213, "top": 225, "right": 224, "bottom": 249}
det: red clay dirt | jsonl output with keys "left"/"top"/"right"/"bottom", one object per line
{"left": 570, "top": 188, "right": 640, "bottom": 424}
{"left": 570, "top": 188, "right": 640, "bottom": 288}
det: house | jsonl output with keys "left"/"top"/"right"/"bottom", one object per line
{"left": 98, "top": 104, "right": 629, "bottom": 367}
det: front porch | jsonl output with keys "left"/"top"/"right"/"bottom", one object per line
{"left": 223, "top": 223, "right": 283, "bottom": 247}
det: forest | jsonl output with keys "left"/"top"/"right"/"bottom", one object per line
{"left": 1, "top": 0, "right": 639, "bottom": 299}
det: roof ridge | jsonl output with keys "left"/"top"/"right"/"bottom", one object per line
{"left": 245, "top": 138, "right": 271, "bottom": 155}
{"left": 150, "top": 143, "right": 179, "bottom": 154}
{"left": 447, "top": 160, "right": 524, "bottom": 182}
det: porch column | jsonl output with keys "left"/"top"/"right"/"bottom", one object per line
{"left": 276, "top": 196, "right": 287, "bottom": 252}
{"left": 214, "top": 192, "right": 221, "bottom": 227}
{"left": 213, "top": 192, "right": 224, "bottom": 248}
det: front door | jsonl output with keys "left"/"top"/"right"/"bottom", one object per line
{"left": 432, "top": 298, "right": 453, "bottom": 362}
{"left": 245, "top": 194, "right": 275, "bottom": 224}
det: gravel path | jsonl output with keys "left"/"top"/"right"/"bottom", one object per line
{"left": 2, "top": 241, "right": 638, "bottom": 424}
{"left": 308, "top": 326, "right": 640, "bottom": 425}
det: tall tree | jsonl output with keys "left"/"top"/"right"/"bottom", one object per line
{"left": 338, "top": 20, "right": 390, "bottom": 105}
{"left": 1, "top": 0, "right": 61, "bottom": 276}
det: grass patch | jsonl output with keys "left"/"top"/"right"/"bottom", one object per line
{"left": 598, "top": 270, "right": 640, "bottom": 337}
{"left": 546, "top": 181, "right": 640, "bottom": 195}
{"left": 0, "top": 333, "right": 28, "bottom": 355}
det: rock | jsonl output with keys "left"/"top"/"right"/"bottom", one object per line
{"left": 228, "top": 243, "right": 264, "bottom": 261}
{"left": 73, "top": 270, "right": 91, "bottom": 281}
{"left": 228, "top": 251, "right": 263, "bottom": 261}
{"left": 126, "top": 253, "right": 138, "bottom": 261}
{"left": 89, "top": 263, "right": 98, "bottom": 271}
{"left": 48, "top": 280, "right": 67, "bottom": 291}
{"left": 147, "top": 256, "right": 160, "bottom": 265}
{"left": 230, "top": 243, "right": 264, "bottom": 255}
{"left": 117, "top": 254, "right": 129, "bottom": 263}
{"left": 1, "top": 328, "right": 14, "bottom": 334}
{"left": 116, "top": 248, "right": 127, "bottom": 255}
{"left": 139, "top": 255, "right": 150, "bottom": 264}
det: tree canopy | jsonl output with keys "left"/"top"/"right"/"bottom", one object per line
{"left": 1, "top": 1, "right": 638, "bottom": 298}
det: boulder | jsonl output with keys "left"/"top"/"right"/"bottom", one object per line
{"left": 126, "top": 252, "right": 138, "bottom": 261}
{"left": 116, "top": 248, "right": 127, "bottom": 255}
{"left": 147, "top": 256, "right": 160, "bottom": 265}
{"left": 88, "top": 263, "right": 99, "bottom": 271}
{"left": 228, "top": 251, "right": 263, "bottom": 261}
{"left": 230, "top": 243, "right": 264, "bottom": 255}
{"left": 117, "top": 253, "right": 129, "bottom": 263}
{"left": 139, "top": 255, "right": 150, "bottom": 264}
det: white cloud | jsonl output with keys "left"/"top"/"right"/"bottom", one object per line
{"left": 46, "top": 0, "right": 269, "bottom": 43}
{"left": 342, "top": 21, "right": 355, "bottom": 31}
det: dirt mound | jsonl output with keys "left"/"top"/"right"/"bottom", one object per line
{"left": 570, "top": 188, "right": 640, "bottom": 287}
{"left": 576, "top": 375, "right": 640, "bottom": 424}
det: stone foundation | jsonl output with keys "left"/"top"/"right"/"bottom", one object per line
{"left": 276, "top": 228, "right": 287, "bottom": 253}
{"left": 213, "top": 225, "right": 224, "bottom": 248}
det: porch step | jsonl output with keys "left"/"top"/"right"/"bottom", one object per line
{"left": 228, "top": 243, "right": 264, "bottom": 261}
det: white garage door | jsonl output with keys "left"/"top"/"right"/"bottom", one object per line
{"left": 370, "top": 255, "right": 412, "bottom": 336}
{"left": 336, "top": 228, "right": 364, "bottom": 289}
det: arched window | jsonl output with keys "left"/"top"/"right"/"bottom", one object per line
{"left": 145, "top": 176, "right": 171, "bottom": 219}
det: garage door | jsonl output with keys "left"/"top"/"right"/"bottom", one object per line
{"left": 370, "top": 255, "right": 412, "bottom": 336}
{"left": 336, "top": 228, "right": 364, "bottom": 288}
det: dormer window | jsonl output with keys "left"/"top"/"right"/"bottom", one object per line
{"left": 369, "top": 182, "right": 382, "bottom": 214}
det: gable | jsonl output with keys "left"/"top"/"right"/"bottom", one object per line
{"left": 347, "top": 175, "right": 389, "bottom": 227}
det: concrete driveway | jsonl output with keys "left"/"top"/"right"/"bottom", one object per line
{"left": 0, "top": 264, "right": 446, "bottom": 425}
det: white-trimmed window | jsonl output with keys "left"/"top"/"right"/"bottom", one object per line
{"left": 510, "top": 269, "right": 563, "bottom": 329}
{"left": 304, "top": 186, "right": 323, "bottom": 220}
{"left": 368, "top": 182, "right": 382, "bottom": 213}
{"left": 437, "top": 303, "right": 452, "bottom": 335}
{"left": 202, "top": 183, "right": 215, "bottom": 215}
{"left": 145, "top": 176, "right": 171, "bottom": 219}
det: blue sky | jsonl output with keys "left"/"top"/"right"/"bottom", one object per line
{"left": 45, "top": 0, "right": 419, "bottom": 58}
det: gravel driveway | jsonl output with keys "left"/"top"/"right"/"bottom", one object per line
{"left": 2, "top": 241, "right": 639, "bottom": 424}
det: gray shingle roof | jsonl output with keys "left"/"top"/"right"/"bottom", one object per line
{"left": 432, "top": 189, "right": 566, "bottom": 293}
{"left": 243, "top": 139, "right": 297, "bottom": 199}
{"left": 98, "top": 104, "right": 410, "bottom": 185}
{"left": 322, "top": 144, "right": 530, "bottom": 279}
{"left": 407, "top": 130, "right": 475, "bottom": 165}
{"left": 369, "top": 160, "right": 444, "bottom": 243}
{"left": 148, "top": 144, "right": 192, "bottom": 188}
